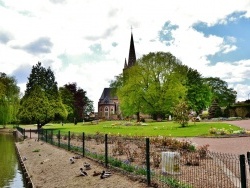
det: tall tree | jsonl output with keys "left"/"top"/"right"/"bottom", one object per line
{"left": 0, "top": 73, "right": 20, "bottom": 127}
{"left": 114, "top": 52, "right": 187, "bottom": 120}
{"left": 18, "top": 62, "right": 67, "bottom": 128}
{"left": 204, "top": 77, "right": 237, "bottom": 107}
{"left": 59, "top": 83, "right": 94, "bottom": 122}
{"left": 181, "top": 66, "right": 212, "bottom": 114}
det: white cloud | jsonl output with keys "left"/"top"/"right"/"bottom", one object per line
{"left": 1, "top": 0, "right": 250, "bottom": 109}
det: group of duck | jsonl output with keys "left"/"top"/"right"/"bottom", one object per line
{"left": 69, "top": 156, "right": 112, "bottom": 179}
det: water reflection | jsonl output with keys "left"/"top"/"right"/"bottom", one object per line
{"left": 0, "top": 133, "right": 25, "bottom": 188}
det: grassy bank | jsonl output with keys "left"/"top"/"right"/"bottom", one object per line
{"left": 20, "top": 121, "right": 242, "bottom": 137}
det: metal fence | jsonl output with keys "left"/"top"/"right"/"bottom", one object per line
{"left": 18, "top": 128, "right": 250, "bottom": 188}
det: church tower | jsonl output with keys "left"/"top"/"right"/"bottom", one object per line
{"left": 98, "top": 32, "right": 136, "bottom": 119}
{"left": 123, "top": 32, "right": 136, "bottom": 71}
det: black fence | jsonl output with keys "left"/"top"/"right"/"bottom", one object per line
{"left": 17, "top": 128, "right": 250, "bottom": 188}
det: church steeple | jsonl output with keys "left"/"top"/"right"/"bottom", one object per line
{"left": 127, "top": 32, "right": 136, "bottom": 68}
{"left": 124, "top": 58, "right": 127, "bottom": 69}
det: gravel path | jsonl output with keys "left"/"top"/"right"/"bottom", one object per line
{"left": 184, "top": 120, "right": 250, "bottom": 155}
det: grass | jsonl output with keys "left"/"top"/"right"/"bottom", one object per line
{"left": 20, "top": 121, "right": 242, "bottom": 137}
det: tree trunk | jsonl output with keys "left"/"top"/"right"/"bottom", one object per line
{"left": 136, "top": 112, "right": 140, "bottom": 122}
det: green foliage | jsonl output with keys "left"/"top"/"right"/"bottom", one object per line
{"left": 59, "top": 83, "right": 94, "bottom": 123}
{"left": 115, "top": 52, "right": 187, "bottom": 119}
{"left": 204, "top": 77, "right": 237, "bottom": 107}
{"left": 18, "top": 62, "right": 67, "bottom": 127}
{"left": 172, "top": 100, "right": 189, "bottom": 127}
{"left": 208, "top": 99, "right": 222, "bottom": 118}
{"left": 182, "top": 66, "right": 212, "bottom": 113}
{"left": 0, "top": 72, "right": 20, "bottom": 126}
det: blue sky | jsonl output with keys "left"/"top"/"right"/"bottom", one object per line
{"left": 0, "top": 0, "right": 250, "bottom": 109}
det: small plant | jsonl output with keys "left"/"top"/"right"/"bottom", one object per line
{"left": 209, "top": 127, "right": 217, "bottom": 134}
{"left": 197, "top": 144, "right": 209, "bottom": 159}
{"left": 151, "top": 151, "right": 161, "bottom": 167}
{"left": 32, "top": 149, "right": 40, "bottom": 152}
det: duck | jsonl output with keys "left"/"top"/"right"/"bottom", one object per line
{"left": 83, "top": 162, "right": 91, "bottom": 170}
{"left": 80, "top": 168, "right": 88, "bottom": 176}
{"left": 74, "top": 155, "right": 82, "bottom": 159}
{"left": 100, "top": 170, "right": 112, "bottom": 179}
{"left": 93, "top": 171, "right": 102, "bottom": 176}
{"left": 69, "top": 157, "right": 75, "bottom": 164}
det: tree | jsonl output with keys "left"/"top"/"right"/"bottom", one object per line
{"left": 59, "top": 83, "right": 94, "bottom": 123}
{"left": 204, "top": 77, "right": 237, "bottom": 107}
{"left": 172, "top": 100, "right": 189, "bottom": 127}
{"left": 113, "top": 52, "right": 187, "bottom": 120}
{"left": 18, "top": 62, "right": 67, "bottom": 128}
{"left": 0, "top": 73, "right": 20, "bottom": 127}
{"left": 181, "top": 66, "right": 212, "bottom": 114}
{"left": 208, "top": 99, "right": 222, "bottom": 118}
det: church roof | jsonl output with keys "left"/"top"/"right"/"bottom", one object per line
{"left": 99, "top": 88, "right": 118, "bottom": 104}
{"left": 127, "top": 32, "right": 136, "bottom": 68}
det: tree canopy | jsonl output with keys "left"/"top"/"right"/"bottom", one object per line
{"left": 112, "top": 52, "right": 187, "bottom": 120}
{"left": 204, "top": 77, "right": 237, "bottom": 107}
{"left": 0, "top": 73, "right": 20, "bottom": 126}
{"left": 59, "top": 83, "right": 94, "bottom": 122}
{"left": 18, "top": 62, "right": 67, "bottom": 128}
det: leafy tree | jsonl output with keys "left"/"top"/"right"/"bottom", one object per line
{"left": 114, "top": 52, "right": 187, "bottom": 120}
{"left": 208, "top": 99, "right": 222, "bottom": 118}
{"left": 204, "top": 77, "right": 237, "bottom": 107}
{"left": 18, "top": 62, "right": 67, "bottom": 128}
{"left": 59, "top": 83, "right": 94, "bottom": 123}
{"left": 172, "top": 100, "right": 189, "bottom": 127}
{"left": 0, "top": 73, "right": 20, "bottom": 127}
{"left": 181, "top": 66, "right": 212, "bottom": 114}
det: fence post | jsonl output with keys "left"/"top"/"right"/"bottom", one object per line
{"left": 68, "top": 131, "right": 70, "bottom": 151}
{"left": 30, "top": 129, "right": 31, "bottom": 139}
{"left": 23, "top": 129, "right": 25, "bottom": 140}
{"left": 240, "top": 154, "right": 247, "bottom": 188}
{"left": 105, "top": 134, "right": 108, "bottom": 167}
{"left": 37, "top": 129, "right": 40, "bottom": 141}
{"left": 82, "top": 132, "right": 85, "bottom": 157}
{"left": 146, "top": 138, "right": 151, "bottom": 186}
{"left": 45, "top": 130, "right": 47, "bottom": 142}
{"left": 247, "top": 152, "right": 250, "bottom": 172}
{"left": 51, "top": 130, "right": 53, "bottom": 144}
{"left": 58, "top": 130, "right": 60, "bottom": 147}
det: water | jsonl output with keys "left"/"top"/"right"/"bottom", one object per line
{"left": 0, "top": 133, "right": 25, "bottom": 188}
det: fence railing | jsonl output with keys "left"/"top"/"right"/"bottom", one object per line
{"left": 17, "top": 128, "right": 250, "bottom": 188}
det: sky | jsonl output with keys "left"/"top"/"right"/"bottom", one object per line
{"left": 1, "top": 0, "right": 250, "bottom": 110}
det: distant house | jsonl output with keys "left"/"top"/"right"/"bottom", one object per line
{"left": 98, "top": 32, "right": 136, "bottom": 119}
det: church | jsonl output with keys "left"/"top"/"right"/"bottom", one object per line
{"left": 97, "top": 32, "right": 136, "bottom": 119}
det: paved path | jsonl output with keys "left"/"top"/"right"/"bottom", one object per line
{"left": 184, "top": 120, "right": 250, "bottom": 155}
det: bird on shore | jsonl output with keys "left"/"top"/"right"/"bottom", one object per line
{"left": 80, "top": 168, "right": 88, "bottom": 176}
{"left": 69, "top": 157, "right": 75, "bottom": 164}
{"left": 23, "top": 156, "right": 27, "bottom": 161}
{"left": 93, "top": 171, "right": 102, "bottom": 176}
{"left": 83, "top": 162, "right": 91, "bottom": 170}
{"left": 100, "top": 170, "right": 112, "bottom": 179}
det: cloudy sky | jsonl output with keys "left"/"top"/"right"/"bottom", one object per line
{"left": 1, "top": 0, "right": 250, "bottom": 110}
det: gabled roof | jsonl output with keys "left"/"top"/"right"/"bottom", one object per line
{"left": 99, "top": 88, "right": 118, "bottom": 104}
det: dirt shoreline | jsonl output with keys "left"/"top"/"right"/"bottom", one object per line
{"left": 15, "top": 138, "right": 148, "bottom": 188}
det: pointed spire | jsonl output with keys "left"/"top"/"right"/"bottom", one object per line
{"left": 124, "top": 58, "right": 127, "bottom": 69}
{"left": 128, "top": 32, "right": 136, "bottom": 68}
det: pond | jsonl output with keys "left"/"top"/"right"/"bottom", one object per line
{"left": 0, "top": 132, "right": 25, "bottom": 188}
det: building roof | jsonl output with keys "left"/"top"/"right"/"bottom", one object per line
{"left": 98, "top": 88, "right": 118, "bottom": 104}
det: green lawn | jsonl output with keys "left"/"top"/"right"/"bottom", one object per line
{"left": 20, "top": 121, "right": 243, "bottom": 137}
